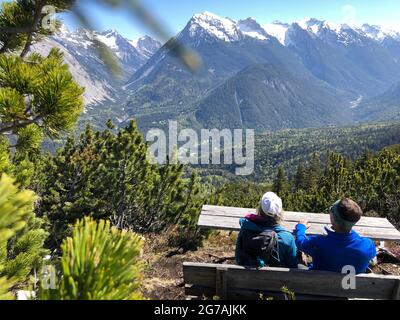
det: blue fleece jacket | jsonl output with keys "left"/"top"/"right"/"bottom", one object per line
{"left": 295, "top": 224, "right": 376, "bottom": 274}
{"left": 236, "top": 218, "right": 298, "bottom": 268}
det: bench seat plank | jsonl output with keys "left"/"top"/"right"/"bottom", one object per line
{"left": 198, "top": 214, "right": 400, "bottom": 241}
{"left": 199, "top": 205, "right": 400, "bottom": 241}
{"left": 202, "top": 205, "right": 394, "bottom": 228}
{"left": 183, "top": 262, "right": 400, "bottom": 300}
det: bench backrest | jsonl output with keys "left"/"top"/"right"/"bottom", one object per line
{"left": 183, "top": 262, "right": 400, "bottom": 300}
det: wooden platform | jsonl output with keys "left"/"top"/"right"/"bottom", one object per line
{"left": 198, "top": 205, "right": 400, "bottom": 241}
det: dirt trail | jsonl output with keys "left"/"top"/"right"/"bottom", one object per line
{"left": 140, "top": 231, "right": 400, "bottom": 300}
{"left": 141, "top": 231, "right": 237, "bottom": 300}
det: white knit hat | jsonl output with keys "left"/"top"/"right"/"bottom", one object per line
{"left": 260, "top": 192, "right": 283, "bottom": 217}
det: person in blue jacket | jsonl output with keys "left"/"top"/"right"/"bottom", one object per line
{"left": 295, "top": 198, "right": 376, "bottom": 274}
{"left": 236, "top": 192, "right": 298, "bottom": 268}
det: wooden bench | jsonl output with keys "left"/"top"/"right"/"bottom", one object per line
{"left": 182, "top": 205, "right": 400, "bottom": 300}
{"left": 183, "top": 262, "right": 400, "bottom": 300}
{"left": 198, "top": 205, "right": 400, "bottom": 242}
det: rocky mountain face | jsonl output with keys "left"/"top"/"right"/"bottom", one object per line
{"left": 32, "top": 26, "right": 161, "bottom": 109}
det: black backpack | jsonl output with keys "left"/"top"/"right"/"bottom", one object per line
{"left": 238, "top": 229, "right": 280, "bottom": 267}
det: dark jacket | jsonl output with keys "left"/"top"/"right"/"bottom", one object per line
{"left": 236, "top": 214, "right": 298, "bottom": 268}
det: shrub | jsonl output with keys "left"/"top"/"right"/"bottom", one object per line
{"left": 0, "top": 174, "right": 44, "bottom": 299}
{"left": 39, "top": 217, "right": 144, "bottom": 300}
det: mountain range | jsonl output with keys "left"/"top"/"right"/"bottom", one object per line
{"left": 32, "top": 25, "right": 162, "bottom": 108}
{"left": 34, "top": 12, "right": 400, "bottom": 132}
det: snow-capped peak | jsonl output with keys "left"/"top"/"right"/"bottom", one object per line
{"left": 94, "top": 30, "right": 160, "bottom": 64}
{"left": 362, "top": 24, "right": 400, "bottom": 41}
{"left": 129, "top": 37, "right": 142, "bottom": 48}
{"left": 100, "top": 29, "right": 119, "bottom": 36}
{"left": 95, "top": 29, "right": 127, "bottom": 50}
{"left": 298, "top": 17, "right": 323, "bottom": 32}
{"left": 362, "top": 24, "right": 384, "bottom": 39}
{"left": 297, "top": 17, "right": 341, "bottom": 35}
{"left": 262, "top": 21, "right": 291, "bottom": 45}
{"left": 192, "top": 11, "right": 235, "bottom": 25}
{"left": 187, "top": 11, "right": 241, "bottom": 42}
{"left": 262, "top": 18, "right": 369, "bottom": 46}
{"left": 237, "top": 18, "right": 270, "bottom": 41}
{"left": 130, "top": 35, "right": 162, "bottom": 59}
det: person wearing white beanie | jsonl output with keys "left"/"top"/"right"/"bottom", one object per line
{"left": 235, "top": 192, "right": 297, "bottom": 269}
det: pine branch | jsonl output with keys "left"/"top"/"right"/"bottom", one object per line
{"left": 0, "top": 115, "right": 43, "bottom": 134}
{"left": 0, "top": 25, "right": 35, "bottom": 34}
{"left": 20, "top": 0, "right": 46, "bottom": 58}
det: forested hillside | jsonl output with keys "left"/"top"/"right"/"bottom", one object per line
{"left": 254, "top": 122, "right": 400, "bottom": 180}
{"left": 195, "top": 122, "right": 400, "bottom": 181}
{"left": 210, "top": 148, "right": 400, "bottom": 229}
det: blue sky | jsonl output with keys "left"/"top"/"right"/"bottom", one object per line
{"left": 2, "top": 0, "right": 400, "bottom": 40}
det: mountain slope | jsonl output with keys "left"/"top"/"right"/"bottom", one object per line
{"left": 123, "top": 12, "right": 342, "bottom": 131}
{"left": 96, "top": 30, "right": 161, "bottom": 75}
{"left": 118, "top": 12, "right": 400, "bottom": 132}
{"left": 32, "top": 13, "right": 400, "bottom": 132}
{"left": 355, "top": 82, "right": 400, "bottom": 122}
{"left": 265, "top": 19, "right": 400, "bottom": 96}
{"left": 32, "top": 26, "right": 161, "bottom": 108}
{"left": 195, "top": 63, "right": 352, "bottom": 130}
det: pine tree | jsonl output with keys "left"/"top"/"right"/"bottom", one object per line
{"left": 0, "top": 1, "right": 75, "bottom": 56}
{"left": 39, "top": 217, "right": 144, "bottom": 300}
{"left": 1, "top": 212, "right": 49, "bottom": 284}
{"left": 0, "top": 1, "right": 83, "bottom": 143}
{"left": 321, "top": 153, "right": 352, "bottom": 198}
{"left": 0, "top": 1, "right": 84, "bottom": 188}
{"left": 294, "top": 163, "right": 308, "bottom": 191}
{"left": 353, "top": 149, "right": 400, "bottom": 226}
{"left": 0, "top": 49, "right": 84, "bottom": 145}
{"left": 163, "top": 171, "right": 206, "bottom": 250}
{"left": 0, "top": 174, "right": 46, "bottom": 299}
{"left": 273, "top": 165, "right": 290, "bottom": 196}
{"left": 307, "top": 153, "right": 321, "bottom": 189}
{"left": 39, "top": 120, "right": 202, "bottom": 248}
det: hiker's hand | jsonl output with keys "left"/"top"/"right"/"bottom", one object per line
{"left": 299, "top": 219, "right": 310, "bottom": 229}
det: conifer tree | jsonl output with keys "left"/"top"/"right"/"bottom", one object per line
{"left": 294, "top": 163, "right": 308, "bottom": 191}
{"left": 0, "top": 49, "right": 84, "bottom": 147}
{"left": 307, "top": 153, "right": 321, "bottom": 189}
{"left": 0, "top": 174, "right": 47, "bottom": 299}
{"left": 0, "top": 1, "right": 75, "bottom": 56}
{"left": 273, "top": 165, "right": 290, "bottom": 196}
{"left": 39, "top": 217, "right": 144, "bottom": 300}
{"left": 0, "top": 1, "right": 84, "bottom": 188}
{"left": 39, "top": 120, "right": 202, "bottom": 248}
{"left": 321, "top": 153, "right": 351, "bottom": 198}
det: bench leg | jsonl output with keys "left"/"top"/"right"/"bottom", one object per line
{"left": 392, "top": 279, "right": 400, "bottom": 300}
{"left": 216, "top": 267, "right": 228, "bottom": 300}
